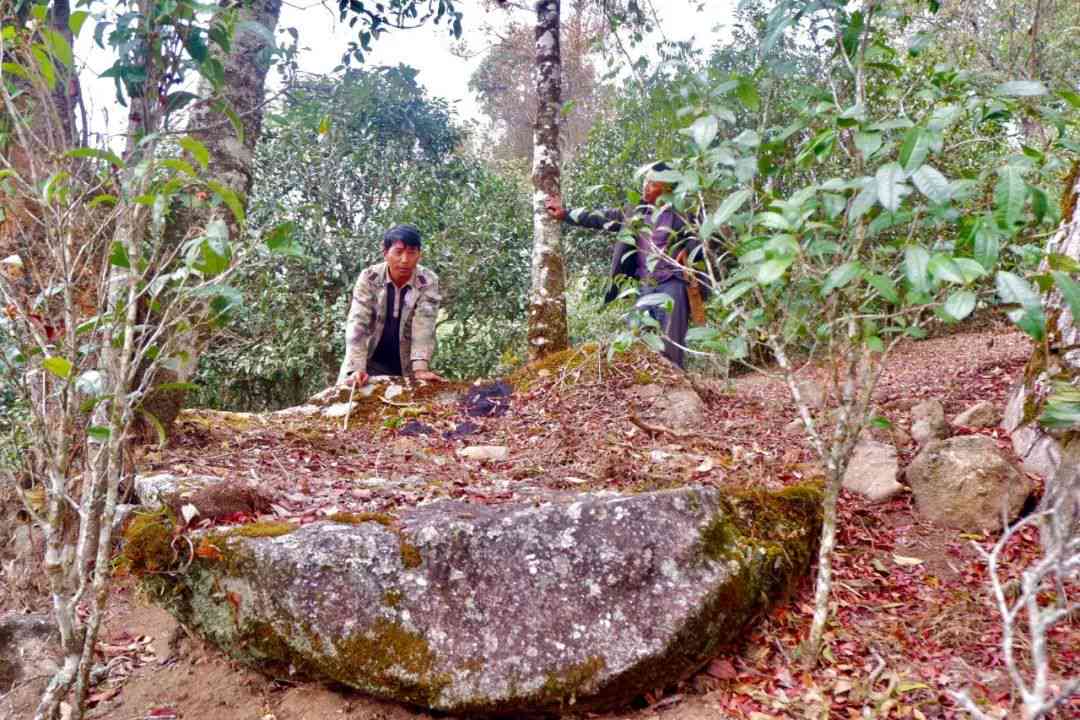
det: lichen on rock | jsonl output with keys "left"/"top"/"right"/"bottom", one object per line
{"left": 136, "top": 485, "right": 822, "bottom": 715}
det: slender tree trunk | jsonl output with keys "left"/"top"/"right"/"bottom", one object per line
{"left": 526, "top": 0, "right": 569, "bottom": 360}
{"left": 138, "top": 0, "right": 283, "bottom": 436}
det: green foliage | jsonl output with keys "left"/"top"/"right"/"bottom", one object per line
{"left": 193, "top": 68, "right": 533, "bottom": 410}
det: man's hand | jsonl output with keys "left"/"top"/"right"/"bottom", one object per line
{"left": 348, "top": 370, "right": 368, "bottom": 387}
{"left": 545, "top": 194, "right": 567, "bottom": 221}
{"left": 414, "top": 369, "right": 445, "bottom": 383}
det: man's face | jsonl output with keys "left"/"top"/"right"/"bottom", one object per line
{"left": 384, "top": 240, "right": 421, "bottom": 281}
{"left": 643, "top": 180, "right": 670, "bottom": 205}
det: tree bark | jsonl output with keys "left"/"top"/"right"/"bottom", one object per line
{"left": 1002, "top": 163, "right": 1080, "bottom": 481}
{"left": 527, "top": 0, "right": 569, "bottom": 360}
{"left": 139, "top": 0, "right": 283, "bottom": 437}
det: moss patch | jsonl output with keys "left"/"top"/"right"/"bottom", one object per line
{"left": 315, "top": 618, "right": 451, "bottom": 707}
{"left": 219, "top": 521, "right": 296, "bottom": 539}
{"left": 330, "top": 511, "right": 395, "bottom": 527}
{"left": 540, "top": 656, "right": 606, "bottom": 706}
{"left": 117, "top": 510, "right": 177, "bottom": 575}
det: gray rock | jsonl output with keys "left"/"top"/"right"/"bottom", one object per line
{"left": 952, "top": 401, "right": 1001, "bottom": 429}
{"left": 907, "top": 435, "right": 1033, "bottom": 531}
{"left": 628, "top": 386, "right": 705, "bottom": 431}
{"left": 147, "top": 486, "right": 820, "bottom": 715}
{"left": 0, "top": 614, "right": 58, "bottom": 692}
{"left": 911, "top": 399, "right": 949, "bottom": 446}
{"left": 455, "top": 446, "right": 510, "bottom": 462}
{"left": 843, "top": 441, "right": 903, "bottom": 502}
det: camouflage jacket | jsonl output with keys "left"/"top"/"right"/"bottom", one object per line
{"left": 337, "top": 261, "right": 441, "bottom": 383}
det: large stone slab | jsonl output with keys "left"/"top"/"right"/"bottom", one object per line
{"left": 131, "top": 485, "right": 821, "bottom": 715}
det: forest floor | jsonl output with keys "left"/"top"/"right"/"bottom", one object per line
{"left": 2, "top": 325, "right": 1078, "bottom": 720}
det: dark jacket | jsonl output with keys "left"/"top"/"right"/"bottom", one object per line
{"left": 563, "top": 203, "right": 707, "bottom": 303}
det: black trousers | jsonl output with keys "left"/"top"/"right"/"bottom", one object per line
{"left": 636, "top": 277, "right": 689, "bottom": 369}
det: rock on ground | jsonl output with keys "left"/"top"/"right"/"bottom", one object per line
{"left": 952, "top": 401, "right": 1001, "bottom": 429}
{"left": 843, "top": 441, "right": 903, "bottom": 502}
{"left": 128, "top": 485, "right": 821, "bottom": 715}
{"left": 906, "top": 435, "right": 1033, "bottom": 532}
{"left": 911, "top": 399, "right": 949, "bottom": 446}
{"left": 627, "top": 385, "right": 705, "bottom": 432}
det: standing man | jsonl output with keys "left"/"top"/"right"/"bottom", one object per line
{"left": 338, "top": 224, "right": 444, "bottom": 386}
{"left": 545, "top": 163, "right": 704, "bottom": 368}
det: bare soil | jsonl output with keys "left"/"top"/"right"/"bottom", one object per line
{"left": 2, "top": 328, "right": 1077, "bottom": 720}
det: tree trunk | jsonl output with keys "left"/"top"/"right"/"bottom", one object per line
{"left": 1002, "top": 163, "right": 1080, "bottom": 481}
{"left": 138, "top": 0, "right": 283, "bottom": 437}
{"left": 526, "top": 0, "right": 569, "bottom": 360}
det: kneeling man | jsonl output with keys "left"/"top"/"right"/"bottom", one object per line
{"left": 337, "top": 224, "right": 443, "bottom": 386}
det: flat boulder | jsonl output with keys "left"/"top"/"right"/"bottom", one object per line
{"left": 129, "top": 485, "right": 821, "bottom": 715}
{"left": 906, "top": 435, "right": 1033, "bottom": 531}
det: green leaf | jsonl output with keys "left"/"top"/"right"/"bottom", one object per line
{"left": 821, "top": 262, "right": 863, "bottom": 296}
{"left": 1060, "top": 90, "right": 1080, "bottom": 109}
{"left": 43, "top": 356, "right": 73, "bottom": 379}
{"left": 137, "top": 408, "right": 168, "bottom": 448}
{"left": 1051, "top": 271, "right": 1080, "bottom": 325}
{"left": 928, "top": 253, "right": 966, "bottom": 284}
{"left": 264, "top": 221, "right": 303, "bottom": 256}
{"left": 690, "top": 115, "right": 719, "bottom": 150}
{"left": 994, "top": 166, "right": 1026, "bottom": 231}
{"left": 733, "top": 129, "right": 760, "bottom": 147}
{"left": 200, "top": 57, "right": 225, "bottom": 89}
{"left": 757, "top": 212, "right": 792, "bottom": 231}
{"left": 865, "top": 335, "right": 885, "bottom": 352}
{"left": 954, "top": 258, "right": 988, "bottom": 282}
{"left": 68, "top": 11, "right": 90, "bottom": 36}
{"left": 1030, "top": 186, "right": 1048, "bottom": 225}
{"left": 183, "top": 28, "right": 209, "bottom": 62}
{"left": 109, "top": 241, "right": 130, "bottom": 269}
{"left": 899, "top": 127, "right": 930, "bottom": 172}
{"left": 904, "top": 246, "right": 930, "bottom": 293}
{"left": 735, "top": 78, "right": 760, "bottom": 111}
{"left": 686, "top": 326, "right": 722, "bottom": 343}
{"left": 996, "top": 271, "right": 1045, "bottom": 340}
{"left": 848, "top": 185, "right": 878, "bottom": 223}
{"left": 713, "top": 190, "right": 752, "bottom": 225}
{"left": 31, "top": 46, "right": 56, "bottom": 90}
{"left": 64, "top": 147, "right": 124, "bottom": 167}
{"left": 756, "top": 257, "right": 793, "bottom": 284}
{"left": 943, "top": 290, "right": 976, "bottom": 321}
{"left": 720, "top": 281, "right": 754, "bottom": 305}
{"left": 876, "top": 163, "right": 906, "bottom": 212}
{"left": 867, "top": 273, "right": 899, "bottom": 304}
{"left": 318, "top": 115, "right": 331, "bottom": 135}
{"left": 973, "top": 220, "right": 1000, "bottom": 269}
{"left": 994, "top": 80, "right": 1048, "bottom": 97}
{"left": 87, "top": 426, "right": 111, "bottom": 443}
{"left": 207, "top": 181, "right": 245, "bottom": 224}
{"left": 911, "top": 164, "right": 952, "bottom": 203}
{"left": 161, "top": 158, "right": 196, "bottom": 176}
{"left": 854, "top": 131, "right": 882, "bottom": 158}
{"left": 179, "top": 136, "right": 210, "bottom": 169}
{"left": 1047, "top": 253, "right": 1080, "bottom": 273}
{"left": 41, "top": 29, "right": 73, "bottom": 68}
